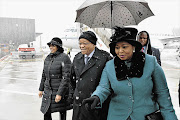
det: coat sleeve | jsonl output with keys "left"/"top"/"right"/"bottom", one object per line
{"left": 156, "top": 48, "right": 161, "bottom": 66}
{"left": 69, "top": 64, "right": 76, "bottom": 94}
{"left": 152, "top": 48, "right": 161, "bottom": 66}
{"left": 57, "top": 55, "right": 71, "bottom": 96}
{"left": 92, "top": 64, "right": 112, "bottom": 107}
{"left": 39, "top": 66, "right": 46, "bottom": 91}
{"left": 152, "top": 57, "right": 177, "bottom": 120}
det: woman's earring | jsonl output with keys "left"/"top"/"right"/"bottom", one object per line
{"left": 133, "top": 49, "right": 135, "bottom": 53}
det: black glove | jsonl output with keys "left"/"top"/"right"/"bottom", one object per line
{"left": 82, "top": 96, "right": 100, "bottom": 110}
{"left": 67, "top": 95, "right": 73, "bottom": 104}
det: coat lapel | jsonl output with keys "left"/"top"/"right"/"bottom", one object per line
{"left": 81, "top": 59, "right": 96, "bottom": 75}
{"left": 80, "top": 48, "right": 100, "bottom": 76}
{"left": 75, "top": 54, "right": 85, "bottom": 76}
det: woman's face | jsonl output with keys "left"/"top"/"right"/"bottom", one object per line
{"left": 115, "top": 41, "right": 135, "bottom": 60}
{"left": 138, "top": 32, "right": 148, "bottom": 46}
{"left": 49, "top": 44, "right": 58, "bottom": 53}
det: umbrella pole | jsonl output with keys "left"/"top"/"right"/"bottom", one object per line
{"left": 111, "top": 1, "right": 112, "bottom": 29}
{"left": 110, "top": 1, "right": 113, "bottom": 34}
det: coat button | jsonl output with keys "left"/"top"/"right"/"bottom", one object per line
{"left": 129, "top": 96, "right": 131, "bottom": 99}
{"left": 79, "top": 91, "right": 82, "bottom": 94}
{"left": 79, "top": 103, "right": 82, "bottom": 106}
{"left": 76, "top": 96, "right": 79, "bottom": 100}
{"left": 128, "top": 82, "right": 131, "bottom": 87}
{"left": 80, "top": 78, "right": 82, "bottom": 81}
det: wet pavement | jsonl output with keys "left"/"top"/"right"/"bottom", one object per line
{"left": 0, "top": 55, "right": 73, "bottom": 120}
{"left": 160, "top": 48, "right": 180, "bottom": 119}
{"left": 0, "top": 48, "right": 179, "bottom": 120}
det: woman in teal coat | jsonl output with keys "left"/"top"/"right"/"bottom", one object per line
{"left": 83, "top": 27, "right": 177, "bottom": 120}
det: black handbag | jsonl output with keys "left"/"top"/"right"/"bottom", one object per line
{"left": 145, "top": 110, "right": 163, "bottom": 120}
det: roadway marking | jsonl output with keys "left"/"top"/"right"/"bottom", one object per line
{"left": 0, "top": 89, "right": 37, "bottom": 96}
{"left": 8, "top": 59, "right": 43, "bottom": 62}
{"left": 163, "top": 68, "right": 180, "bottom": 70}
{"left": 0, "top": 76, "right": 38, "bottom": 82}
{"left": 0, "top": 69, "right": 40, "bottom": 73}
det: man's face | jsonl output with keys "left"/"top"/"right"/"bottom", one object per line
{"left": 79, "top": 38, "right": 95, "bottom": 55}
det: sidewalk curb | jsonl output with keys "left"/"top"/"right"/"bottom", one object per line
{"left": 0, "top": 55, "right": 9, "bottom": 62}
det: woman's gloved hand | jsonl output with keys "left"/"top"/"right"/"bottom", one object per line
{"left": 82, "top": 96, "right": 100, "bottom": 110}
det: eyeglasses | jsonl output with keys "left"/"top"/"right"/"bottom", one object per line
{"left": 79, "top": 42, "right": 90, "bottom": 46}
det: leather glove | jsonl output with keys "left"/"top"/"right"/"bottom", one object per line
{"left": 82, "top": 96, "right": 100, "bottom": 110}
{"left": 67, "top": 93, "right": 74, "bottom": 104}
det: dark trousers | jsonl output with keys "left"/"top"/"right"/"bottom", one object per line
{"left": 44, "top": 111, "right": 66, "bottom": 120}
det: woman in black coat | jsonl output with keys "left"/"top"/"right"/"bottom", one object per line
{"left": 38, "top": 37, "right": 72, "bottom": 120}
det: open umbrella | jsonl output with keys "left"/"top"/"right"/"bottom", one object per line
{"left": 75, "top": 0, "right": 154, "bottom": 28}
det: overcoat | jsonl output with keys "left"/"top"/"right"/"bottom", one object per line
{"left": 92, "top": 54, "right": 177, "bottom": 120}
{"left": 151, "top": 47, "right": 161, "bottom": 65}
{"left": 178, "top": 80, "right": 180, "bottom": 107}
{"left": 39, "top": 51, "right": 72, "bottom": 114}
{"left": 71, "top": 47, "right": 112, "bottom": 120}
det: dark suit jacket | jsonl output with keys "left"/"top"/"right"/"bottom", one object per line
{"left": 151, "top": 47, "right": 161, "bottom": 66}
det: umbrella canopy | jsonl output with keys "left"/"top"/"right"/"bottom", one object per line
{"left": 75, "top": 0, "right": 154, "bottom": 28}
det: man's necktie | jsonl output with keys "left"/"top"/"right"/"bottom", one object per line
{"left": 141, "top": 47, "right": 144, "bottom": 52}
{"left": 85, "top": 57, "right": 90, "bottom": 64}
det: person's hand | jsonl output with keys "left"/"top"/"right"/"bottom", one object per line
{"left": 55, "top": 95, "right": 62, "bottom": 103}
{"left": 38, "top": 91, "right": 43, "bottom": 98}
{"left": 82, "top": 96, "right": 100, "bottom": 110}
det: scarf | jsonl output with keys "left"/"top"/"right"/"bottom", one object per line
{"left": 49, "top": 51, "right": 61, "bottom": 58}
{"left": 114, "top": 52, "right": 145, "bottom": 81}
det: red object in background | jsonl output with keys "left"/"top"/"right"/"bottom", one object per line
{"left": 18, "top": 48, "right": 35, "bottom": 51}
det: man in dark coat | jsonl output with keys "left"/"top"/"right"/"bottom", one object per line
{"left": 38, "top": 37, "right": 72, "bottom": 120}
{"left": 70, "top": 31, "right": 112, "bottom": 120}
{"left": 137, "top": 31, "right": 161, "bottom": 65}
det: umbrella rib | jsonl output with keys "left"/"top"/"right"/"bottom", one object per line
{"left": 91, "top": 2, "right": 110, "bottom": 28}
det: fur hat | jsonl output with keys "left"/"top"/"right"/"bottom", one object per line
{"left": 79, "top": 31, "right": 97, "bottom": 45}
{"left": 109, "top": 26, "right": 142, "bottom": 56}
{"left": 47, "top": 37, "right": 62, "bottom": 48}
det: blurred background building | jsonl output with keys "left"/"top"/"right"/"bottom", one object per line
{"left": 0, "top": 17, "right": 35, "bottom": 58}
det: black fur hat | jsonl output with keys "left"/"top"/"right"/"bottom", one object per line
{"left": 109, "top": 26, "right": 142, "bottom": 56}
{"left": 47, "top": 37, "right": 62, "bottom": 48}
{"left": 79, "top": 31, "right": 97, "bottom": 45}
